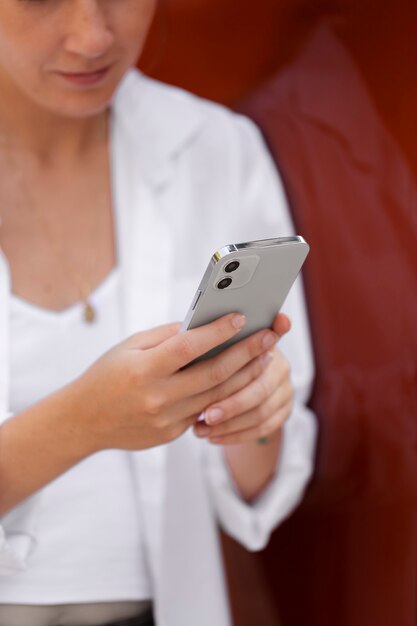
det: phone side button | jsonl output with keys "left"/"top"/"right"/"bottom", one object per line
{"left": 191, "top": 290, "right": 203, "bottom": 311}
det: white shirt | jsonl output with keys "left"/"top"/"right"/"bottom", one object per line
{"left": 0, "top": 70, "right": 317, "bottom": 626}
{"left": 0, "top": 269, "right": 151, "bottom": 604}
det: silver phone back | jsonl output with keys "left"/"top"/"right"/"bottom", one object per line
{"left": 182, "top": 236, "right": 309, "bottom": 360}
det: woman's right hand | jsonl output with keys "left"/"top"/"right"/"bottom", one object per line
{"left": 74, "top": 313, "right": 278, "bottom": 454}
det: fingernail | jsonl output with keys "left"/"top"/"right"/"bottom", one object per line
{"left": 262, "top": 331, "right": 277, "bottom": 349}
{"left": 231, "top": 314, "right": 246, "bottom": 329}
{"left": 194, "top": 424, "right": 210, "bottom": 437}
{"left": 260, "top": 351, "right": 274, "bottom": 368}
{"left": 205, "top": 407, "right": 224, "bottom": 425}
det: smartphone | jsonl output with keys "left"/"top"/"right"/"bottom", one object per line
{"left": 181, "top": 235, "right": 309, "bottom": 361}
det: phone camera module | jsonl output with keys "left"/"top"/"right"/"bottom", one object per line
{"left": 217, "top": 277, "right": 232, "bottom": 290}
{"left": 224, "top": 260, "right": 240, "bottom": 273}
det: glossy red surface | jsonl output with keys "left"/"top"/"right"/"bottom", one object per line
{"left": 142, "top": 3, "right": 417, "bottom": 625}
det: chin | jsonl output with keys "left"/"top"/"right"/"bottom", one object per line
{"left": 43, "top": 89, "right": 117, "bottom": 119}
{"left": 60, "top": 100, "right": 113, "bottom": 119}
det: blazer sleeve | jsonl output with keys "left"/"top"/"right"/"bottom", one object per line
{"left": 0, "top": 252, "right": 39, "bottom": 574}
{"left": 0, "top": 412, "right": 41, "bottom": 574}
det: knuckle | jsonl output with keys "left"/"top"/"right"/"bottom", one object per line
{"left": 253, "top": 411, "right": 263, "bottom": 427}
{"left": 204, "top": 386, "right": 220, "bottom": 406}
{"left": 213, "top": 321, "right": 227, "bottom": 342}
{"left": 258, "top": 376, "right": 272, "bottom": 400}
{"left": 175, "top": 335, "right": 195, "bottom": 362}
{"left": 155, "top": 414, "right": 170, "bottom": 429}
{"left": 250, "top": 409, "right": 261, "bottom": 427}
{"left": 168, "top": 422, "right": 189, "bottom": 441}
{"left": 248, "top": 333, "right": 264, "bottom": 358}
{"left": 221, "top": 398, "right": 236, "bottom": 419}
{"left": 209, "top": 385, "right": 225, "bottom": 405}
{"left": 251, "top": 358, "right": 264, "bottom": 381}
{"left": 265, "top": 401, "right": 275, "bottom": 421}
{"left": 186, "top": 415, "right": 198, "bottom": 429}
{"left": 209, "top": 360, "right": 230, "bottom": 386}
{"left": 214, "top": 421, "right": 231, "bottom": 437}
{"left": 259, "top": 419, "right": 273, "bottom": 438}
{"left": 126, "top": 363, "right": 143, "bottom": 387}
{"left": 144, "top": 392, "right": 165, "bottom": 416}
{"left": 258, "top": 402, "right": 271, "bottom": 422}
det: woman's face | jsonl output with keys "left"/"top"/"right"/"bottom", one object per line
{"left": 0, "top": 0, "right": 158, "bottom": 118}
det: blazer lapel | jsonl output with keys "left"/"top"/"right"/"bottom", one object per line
{"left": 110, "top": 73, "right": 231, "bottom": 625}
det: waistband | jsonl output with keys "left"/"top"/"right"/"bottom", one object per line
{"left": 103, "top": 608, "right": 154, "bottom": 626}
{"left": 0, "top": 602, "right": 153, "bottom": 626}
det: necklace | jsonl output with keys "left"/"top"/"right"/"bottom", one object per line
{"left": 0, "top": 130, "right": 108, "bottom": 324}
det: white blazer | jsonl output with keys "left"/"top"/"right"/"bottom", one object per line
{"left": 0, "top": 71, "right": 316, "bottom": 626}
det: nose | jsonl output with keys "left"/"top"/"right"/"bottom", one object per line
{"left": 64, "top": 0, "right": 114, "bottom": 59}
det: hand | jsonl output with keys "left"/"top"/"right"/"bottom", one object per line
{"left": 193, "top": 313, "right": 293, "bottom": 445}
{"left": 72, "top": 313, "right": 280, "bottom": 454}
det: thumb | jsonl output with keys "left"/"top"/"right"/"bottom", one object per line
{"left": 272, "top": 313, "right": 291, "bottom": 339}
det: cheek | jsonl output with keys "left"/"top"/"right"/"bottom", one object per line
{"left": 0, "top": 17, "right": 58, "bottom": 79}
{"left": 0, "top": 38, "right": 42, "bottom": 89}
{"left": 113, "top": 0, "right": 158, "bottom": 57}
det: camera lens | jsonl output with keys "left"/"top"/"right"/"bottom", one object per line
{"left": 217, "top": 277, "right": 232, "bottom": 289}
{"left": 224, "top": 261, "right": 240, "bottom": 273}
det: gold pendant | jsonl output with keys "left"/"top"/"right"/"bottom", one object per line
{"left": 83, "top": 300, "right": 96, "bottom": 323}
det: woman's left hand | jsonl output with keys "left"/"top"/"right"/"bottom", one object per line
{"left": 193, "top": 313, "right": 293, "bottom": 445}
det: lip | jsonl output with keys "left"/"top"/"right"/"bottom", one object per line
{"left": 55, "top": 65, "right": 112, "bottom": 87}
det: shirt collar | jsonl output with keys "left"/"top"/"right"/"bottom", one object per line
{"left": 112, "top": 69, "right": 205, "bottom": 189}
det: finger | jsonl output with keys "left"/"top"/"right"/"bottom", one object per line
{"left": 160, "top": 352, "right": 270, "bottom": 430}
{"left": 167, "top": 328, "right": 278, "bottom": 401}
{"left": 179, "top": 351, "right": 273, "bottom": 421}
{"left": 208, "top": 407, "right": 290, "bottom": 446}
{"left": 167, "top": 414, "right": 199, "bottom": 441}
{"left": 148, "top": 313, "right": 247, "bottom": 375}
{"left": 194, "top": 380, "right": 292, "bottom": 439}
{"left": 202, "top": 351, "right": 290, "bottom": 426}
{"left": 122, "top": 323, "right": 181, "bottom": 351}
{"left": 272, "top": 312, "right": 291, "bottom": 338}
{"left": 203, "top": 351, "right": 273, "bottom": 406}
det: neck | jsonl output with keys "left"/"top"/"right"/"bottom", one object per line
{"left": 0, "top": 70, "right": 109, "bottom": 163}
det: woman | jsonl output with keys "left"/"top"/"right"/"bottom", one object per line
{"left": 0, "top": 1, "right": 316, "bottom": 625}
